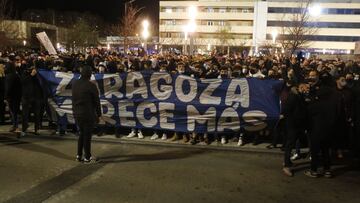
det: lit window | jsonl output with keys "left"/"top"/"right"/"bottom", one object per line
{"left": 219, "top": 8, "right": 226, "bottom": 13}
{"left": 165, "top": 7, "right": 172, "bottom": 13}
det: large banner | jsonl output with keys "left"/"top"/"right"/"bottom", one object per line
{"left": 38, "top": 70, "right": 283, "bottom": 133}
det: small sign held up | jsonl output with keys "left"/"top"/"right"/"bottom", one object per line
{"left": 36, "top": 32, "right": 57, "bottom": 55}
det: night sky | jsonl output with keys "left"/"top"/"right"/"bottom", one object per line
{"left": 13, "top": 0, "right": 159, "bottom": 24}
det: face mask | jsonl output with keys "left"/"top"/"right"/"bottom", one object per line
{"left": 250, "top": 69, "right": 257, "bottom": 75}
{"left": 160, "top": 69, "right": 166, "bottom": 72}
{"left": 307, "top": 77, "right": 318, "bottom": 85}
{"left": 242, "top": 69, "right": 248, "bottom": 74}
{"left": 346, "top": 79, "right": 353, "bottom": 83}
{"left": 178, "top": 70, "right": 184, "bottom": 74}
{"left": 16, "top": 63, "right": 21, "bottom": 67}
{"left": 340, "top": 81, "right": 347, "bottom": 87}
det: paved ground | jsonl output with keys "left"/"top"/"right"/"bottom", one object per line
{"left": 0, "top": 129, "right": 359, "bottom": 203}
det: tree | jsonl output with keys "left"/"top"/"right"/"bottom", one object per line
{"left": 217, "top": 25, "right": 234, "bottom": 54}
{"left": 0, "top": 0, "right": 18, "bottom": 47}
{"left": 277, "top": 0, "right": 318, "bottom": 56}
{"left": 111, "top": 1, "right": 143, "bottom": 53}
{"left": 67, "top": 17, "right": 99, "bottom": 51}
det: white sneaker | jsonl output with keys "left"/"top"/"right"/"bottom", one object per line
{"left": 127, "top": 130, "right": 136, "bottom": 138}
{"left": 161, "top": 133, "right": 167, "bottom": 140}
{"left": 150, "top": 133, "right": 159, "bottom": 140}
{"left": 221, "top": 137, "right": 227, "bottom": 144}
{"left": 237, "top": 138, "right": 243, "bottom": 146}
{"left": 291, "top": 153, "right": 300, "bottom": 161}
{"left": 137, "top": 131, "right": 144, "bottom": 139}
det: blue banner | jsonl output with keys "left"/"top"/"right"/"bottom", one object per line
{"left": 38, "top": 70, "right": 283, "bottom": 133}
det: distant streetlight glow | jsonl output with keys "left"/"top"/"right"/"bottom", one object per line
{"left": 309, "top": 5, "right": 322, "bottom": 17}
{"left": 23, "top": 40, "right": 27, "bottom": 46}
{"left": 188, "top": 5, "right": 197, "bottom": 20}
{"left": 142, "top": 20, "right": 150, "bottom": 40}
{"left": 187, "top": 21, "right": 196, "bottom": 33}
{"left": 107, "top": 43, "right": 110, "bottom": 50}
{"left": 56, "top": 43, "right": 60, "bottom": 49}
{"left": 184, "top": 5, "right": 197, "bottom": 55}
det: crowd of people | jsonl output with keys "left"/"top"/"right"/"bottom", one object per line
{"left": 0, "top": 48, "right": 359, "bottom": 176}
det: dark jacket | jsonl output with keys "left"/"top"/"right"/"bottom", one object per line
{"left": 19, "top": 66, "right": 43, "bottom": 101}
{"left": 282, "top": 87, "right": 308, "bottom": 129}
{"left": 4, "top": 63, "right": 22, "bottom": 101}
{"left": 307, "top": 83, "right": 338, "bottom": 140}
{"left": 72, "top": 78, "right": 101, "bottom": 122}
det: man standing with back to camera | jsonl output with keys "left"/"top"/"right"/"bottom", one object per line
{"left": 72, "top": 65, "right": 101, "bottom": 164}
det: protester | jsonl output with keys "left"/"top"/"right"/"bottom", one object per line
{"left": 282, "top": 83, "right": 309, "bottom": 177}
{"left": 0, "top": 63, "right": 5, "bottom": 124}
{"left": 1, "top": 47, "right": 360, "bottom": 171}
{"left": 4, "top": 55, "right": 22, "bottom": 133}
{"left": 304, "top": 70, "right": 337, "bottom": 178}
{"left": 72, "top": 65, "right": 102, "bottom": 164}
{"left": 20, "top": 62, "right": 43, "bottom": 137}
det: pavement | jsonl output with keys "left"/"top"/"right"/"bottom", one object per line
{"left": 0, "top": 125, "right": 360, "bottom": 203}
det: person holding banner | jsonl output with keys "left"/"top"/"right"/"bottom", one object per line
{"left": 72, "top": 65, "right": 101, "bottom": 164}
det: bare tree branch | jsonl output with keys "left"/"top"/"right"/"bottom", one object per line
{"left": 277, "top": 0, "right": 318, "bottom": 56}
{"left": 112, "top": 1, "right": 143, "bottom": 53}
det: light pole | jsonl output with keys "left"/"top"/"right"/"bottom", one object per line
{"left": 187, "top": 5, "right": 197, "bottom": 55}
{"left": 183, "top": 27, "right": 188, "bottom": 55}
{"left": 142, "top": 19, "right": 150, "bottom": 54}
{"left": 271, "top": 30, "right": 278, "bottom": 54}
{"left": 271, "top": 30, "right": 278, "bottom": 44}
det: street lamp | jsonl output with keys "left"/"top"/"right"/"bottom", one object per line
{"left": 187, "top": 5, "right": 197, "bottom": 55}
{"left": 182, "top": 26, "right": 189, "bottom": 54}
{"left": 142, "top": 19, "right": 150, "bottom": 54}
{"left": 309, "top": 5, "right": 322, "bottom": 17}
{"left": 188, "top": 5, "right": 197, "bottom": 20}
{"left": 23, "top": 40, "right": 27, "bottom": 47}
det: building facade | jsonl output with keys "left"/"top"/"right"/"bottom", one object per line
{"left": 159, "top": 0, "right": 360, "bottom": 54}
{"left": 0, "top": 20, "right": 69, "bottom": 48}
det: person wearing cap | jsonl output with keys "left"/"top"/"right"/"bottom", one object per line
{"left": 72, "top": 65, "right": 102, "bottom": 164}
